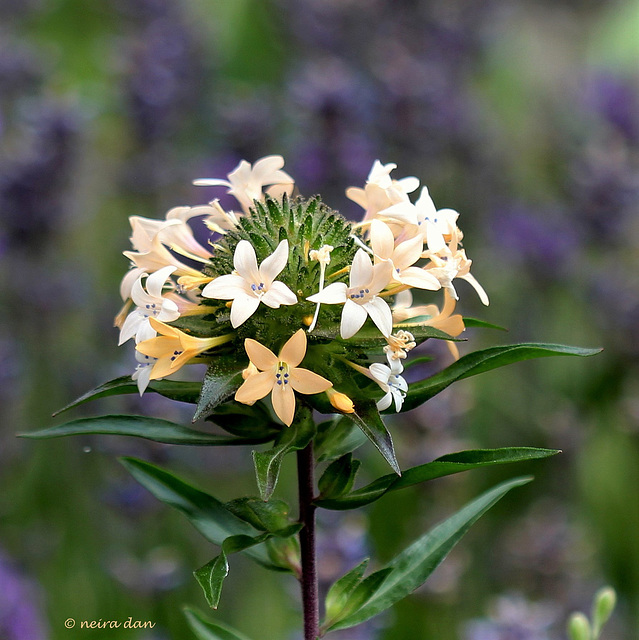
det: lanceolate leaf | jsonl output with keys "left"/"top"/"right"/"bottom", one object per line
{"left": 328, "top": 476, "right": 532, "bottom": 631}
{"left": 119, "top": 457, "right": 287, "bottom": 571}
{"left": 347, "top": 400, "right": 400, "bottom": 475}
{"left": 315, "top": 447, "right": 557, "bottom": 510}
{"left": 318, "top": 454, "right": 361, "bottom": 499}
{"left": 183, "top": 607, "right": 254, "bottom": 640}
{"left": 324, "top": 559, "right": 370, "bottom": 625}
{"left": 401, "top": 343, "right": 602, "bottom": 413}
{"left": 315, "top": 417, "right": 368, "bottom": 463}
{"left": 19, "top": 415, "right": 275, "bottom": 446}
{"left": 462, "top": 317, "right": 508, "bottom": 331}
{"left": 193, "top": 362, "right": 245, "bottom": 421}
{"left": 52, "top": 376, "right": 201, "bottom": 415}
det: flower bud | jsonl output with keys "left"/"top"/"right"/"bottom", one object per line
{"left": 592, "top": 586, "right": 616, "bottom": 636}
{"left": 567, "top": 613, "right": 591, "bottom": 640}
{"left": 326, "top": 388, "right": 354, "bottom": 413}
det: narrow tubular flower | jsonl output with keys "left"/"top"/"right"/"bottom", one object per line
{"left": 136, "top": 318, "right": 232, "bottom": 382}
{"left": 234, "top": 330, "right": 332, "bottom": 426}
{"left": 307, "top": 249, "right": 394, "bottom": 339}
{"left": 202, "top": 239, "right": 297, "bottom": 328}
{"left": 308, "top": 244, "right": 334, "bottom": 332}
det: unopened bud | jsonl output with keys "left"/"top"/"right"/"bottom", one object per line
{"left": 326, "top": 388, "right": 354, "bottom": 413}
{"left": 567, "top": 613, "right": 591, "bottom": 640}
{"left": 592, "top": 586, "right": 616, "bottom": 637}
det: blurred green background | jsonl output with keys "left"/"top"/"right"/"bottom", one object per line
{"left": 1, "top": 0, "right": 638, "bottom": 638}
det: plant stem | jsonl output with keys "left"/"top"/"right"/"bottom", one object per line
{"left": 298, "top": 441, "right": 319, "bottom": 640}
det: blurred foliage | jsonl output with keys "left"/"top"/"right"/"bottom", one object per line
{"left": 1, "top": 0, "right": 637, "bottom": 638}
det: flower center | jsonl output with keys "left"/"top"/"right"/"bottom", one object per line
{"left": 275, "top": 362, "right": 290, "bottom": 386}
{"left": 143, "top": 303, "right": 160, "bottom": 318}
{"left": 347, "top": 287, "right": 371, "bottom": 303}
{"left": 250, "top": 282, "right": 266, "bottom": 297}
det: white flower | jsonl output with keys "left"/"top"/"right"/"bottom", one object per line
{"left": 132, "top": 350, "right": 156, "bottom": 395}
{"left": 369, "top": 219, "right": 441, "bottom": 291}
{"left": 202, "top": 240, "right": 297, "bottom": 328}
{"left": 193, "top": 155, "right": 294, "bottom": 213}
{"left": 118, "top": 266, "right": 182, "bottom": 345}
{"left": 369, "top": 359, "right": 408, "bottom": 412}
{"left": 381, "top": 187, "right": 460, "bottom": 253}
{"left": 307, "top": 249, "right": 394, "bottom": 339}
{"left": 346, "top": 160, "right": 419, "bottom": 222}
{"left": 424, "top": 231, "right": 489, "bottom": 306}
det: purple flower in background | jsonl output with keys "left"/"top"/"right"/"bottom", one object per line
{"left": 0, "top": 549, "right": 48, "bottom": 640}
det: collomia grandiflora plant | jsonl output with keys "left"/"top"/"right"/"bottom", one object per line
{"left": 26, "top": 156, "right": 600, "bottom": 640}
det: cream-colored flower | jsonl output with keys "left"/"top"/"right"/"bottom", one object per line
{"left": 307, "top": 249, "right": 395, "bottom": 339}
{"left": 193, "top": 155, "right": 295, "bottom": 213}
{"left": 381, "top": 187, "right": 459, "bottom": 252}
{"left": 346, "top": 160, "right": 419, "bottom": 222}
{"left": 235, "top": 330, "right": 332, "bottom": 426}
{"left": 136, "top": 318, "right": 232, "bottom": 381}
{"left": 201, "top": 239, "right": 297, "bottom": 328}
{"left": 424, "top": 231, "right": 489, "bottom": 306}
{"left": 349, "top": 358, "right": 408, "bottom": 412}
{"left": 369, "top": 219, "right": 441, "bottom": 291}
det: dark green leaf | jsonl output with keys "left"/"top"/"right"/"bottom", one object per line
{"left": 253, "top": 406, "right": 315, "bottom": 500}
{"left": 194, "top": 525, "right": 301, "bottom": 609}
{"left": 401, "top": 343, "right": 602, "bottom": 412}
{"left": 195, "top": 551, "right": 229, "bottom": 610}
{"left": 119, "top": 457, "right": 287, "bottom": 571}
{"left": 19, "top": 415, "right": 275, "bottom": 446}
{"left": 183, "top": 607, "right": 254, "bottom": 640}
{"left": 344, "top": 400, "right": 400, "bottom": 475}
{"left": 318, "top": 454, "right": 361, "bottom": 499}
{"left": 315, "top": 416, "right": 369, "bottom": 463}
{"left": 328, "top": 476, "right": 532, "bottom": 631}
{"left": 194, "top": 362, "right": 245, "bottom": 421}
{"left": 207, "top": 403, "right": 280, "bottom": 440}
{"left": 52, "top": 376, "right": 201, "bottom": 415}
{"left": 316, "top": 447, "right": 558, "bottom": 510}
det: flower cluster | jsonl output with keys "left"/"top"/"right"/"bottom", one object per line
{"left": 116, "top": 156, "right": 486, "bottom": 425}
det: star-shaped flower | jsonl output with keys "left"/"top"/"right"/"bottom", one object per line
{"left": 307, "top": 249, "right": 394, "bottom": 339}
{"left": 193, "top": 155, "right": 294, "bottom": 213}
{"left": 136, "top": 318, "right": 232, "bottom": 381}
{"left": 202, "top": 239, "right": 297, "bottom": 328}
{"left": 369, "top": 219, "right": 441, "bottom": 291}
{"left": 235, "top": 330, "right": 332, "bottom": 426}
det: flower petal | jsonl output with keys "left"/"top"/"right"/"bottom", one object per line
{"left": 235, "top": 371, "right": 275, "bottom": 405}
{"left": 376, "top": 391, "right": 393, "bottom": 411}
{"left": 399, "top": 267, "right": 441, "bottom": 291}
{"left": 262, "top": 280, "right": 297, "bottom": 308}
{"left": 279, "top": 329, "right": 307, "bottom": 368}
{"left": 364, "top": 296, "right": 393, "bottom": 336}
{"left": 370, "top": 220, "right": 395, "bottom": 260}
{"left": 118, "top": 311, "right": 143, "bottom": 345}
{"left": 271, "top": 383, "right": 296, "bottom": 426}
{"left": 244, "top": 339, "right": 278, "bottom": 370}
{"left": 349, "top": 249, "right": 373, "bottom": 289}
{"left": 230, "top": 294, "right": 261, "bottom": 327}
{"left": 340, "top": 299, "right": 368, "bottom": 339}
{"left": 233, "top": 240, "right": 260, "bottom": 282}
{"left": 201, "top": 274, "right": 248, "bottom": 300}
{"left": 260, "top": 240, "right": 289, "bottom": 284}
{"left": 307, "top": 282, "right": 347, "bottom": 304}
{"left": 289, "top": 368, "right": 332, "bottom": 395}
{"left": 392, "top": 235, "right": 423, "bottom": 270}
{"left": 459, "top": 272, "right": 490, "bottom": 306}
{"left": 145, "top": 265, "right": 177, "bottom": 298}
